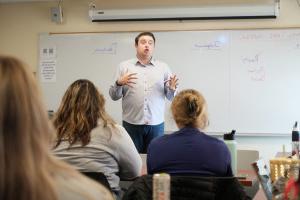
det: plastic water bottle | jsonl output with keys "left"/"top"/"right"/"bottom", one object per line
{"left": 224, "top": 130, "right": 237, "bottom": 175}
{"left": 292, "top": 121, "right": 299, "bottom": 158}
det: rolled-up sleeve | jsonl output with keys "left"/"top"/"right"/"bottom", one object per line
{"left": 109, "top": 84, "right": 123, "bottom": 101}
{"left": 109, "top": 65, "right": 123, "bottom": 101}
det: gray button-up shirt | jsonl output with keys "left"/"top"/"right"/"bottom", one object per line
{"left": 109, "top": 58, "right": 176, "bottom": 125}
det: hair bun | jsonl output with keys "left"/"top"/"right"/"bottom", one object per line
{"left": 187, "top": 98, "right": 197, "bottom": 117}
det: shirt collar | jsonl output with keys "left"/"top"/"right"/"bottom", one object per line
{"left": 134, "top": 57, "right": 156, "bottom": 67}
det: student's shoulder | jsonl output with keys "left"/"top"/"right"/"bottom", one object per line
{"left": 211, "top": 137, "right": 229, "bottom": 151}
{"left": 201, "top": 132, "right": 226, "bottom": 146}
{"left": 109, "top": 124, "right": 134, "bottom": 142}
{"left": 114, "top": 124, "right": 129, "bottom": 135}
{"left": 149, "top": 133, "right": 172, "bottom": 146}
{"left": 90, "top": 123, "right": 129, "bottom": 146}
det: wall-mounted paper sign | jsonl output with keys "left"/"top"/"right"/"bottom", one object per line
{"left": 40, "top": 59, "right": 56, "bottom": 82}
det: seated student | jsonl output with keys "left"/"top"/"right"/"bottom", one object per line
{"left": 0, "top": 56, "right": 113, "bottom": 200}
{"left": 52, "top": 79, "right": 142, "bottom": 198}
{"left": 147, "top": 89, "right": 233, "bottom": 176}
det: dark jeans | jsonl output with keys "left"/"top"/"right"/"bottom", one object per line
{"left": 122, "top": 121, "right": 164, "bottom": 153}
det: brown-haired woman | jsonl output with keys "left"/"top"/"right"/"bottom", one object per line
{"left": 147, "top": 89, "right": 233, "bottom": 176}
{"left": 0, "top": 56, "right": 113, "bottom": 200}
{"left": 53, "top": 79, "right": 142, "bottom": 198}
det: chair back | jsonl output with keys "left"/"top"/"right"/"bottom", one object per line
{"left": 81, "top": 172, "right": 112, "bottom": 192}
{"left": 122, "top": 175, "right": 250, "bottom": 200}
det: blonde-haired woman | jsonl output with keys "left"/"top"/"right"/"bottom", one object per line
{"left": 53, "top": 79, "right": 142, "bottom": 198}
{"left": 147, "top": 89, "right": 233, "bottom": 176}
{"left": 0, "top": 56, "right": 113, "bottom": 200}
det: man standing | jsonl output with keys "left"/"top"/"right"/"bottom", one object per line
{"left": 109, "top": 32, "right": 178, "bottom": 153}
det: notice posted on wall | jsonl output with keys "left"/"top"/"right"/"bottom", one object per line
{"left": 40, "top": 46, "right": 57, "bottom": 82}
{"left": 40, "top": 59, "right": 56, "bottom": 82}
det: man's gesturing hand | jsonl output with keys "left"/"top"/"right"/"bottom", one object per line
{"left": 117, "top": 69, "right": 137, "bottom": 87}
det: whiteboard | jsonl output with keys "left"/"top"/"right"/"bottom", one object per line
{"left": 39, "top": 29, "right": 300, "bottom": 135}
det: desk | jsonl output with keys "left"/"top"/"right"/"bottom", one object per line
{"left": 238, "top": 169, "right": 257, "bottom": 187}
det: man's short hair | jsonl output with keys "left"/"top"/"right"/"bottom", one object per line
{"left": 135, "top": 32, "right": 156, "bottom": 45}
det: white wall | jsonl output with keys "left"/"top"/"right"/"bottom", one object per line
{"left": 233, "top": 136, "right": 289, "bottom": 162}
{"left": 0, "top": 0, "right": 298, "bottom": 161}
